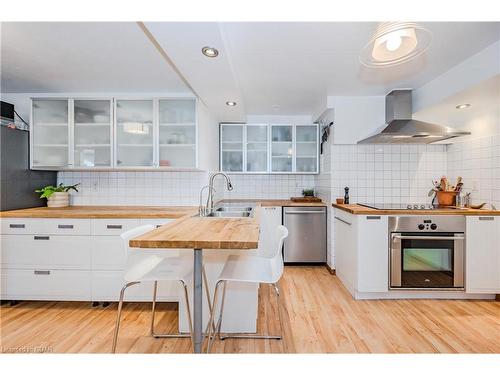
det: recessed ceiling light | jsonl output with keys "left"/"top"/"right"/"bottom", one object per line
{"left": 456, "top": 103, "right": 471, "bottom": 109}
{"left": 202, "top": 46, "right": 219, "bottom": 58}
{"left": 226, "top": 101, "right": 237, "bottom": 107}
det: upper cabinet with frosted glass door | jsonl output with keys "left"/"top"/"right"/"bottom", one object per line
{"left": 115, "top": 99, "right": 155, "bottom": 167}
{"left": 31, "top": 99, "right": 70, "bottom": 168}
{"left": 246, "top": 124, "right": 268, "bottom": 172}
{"left": 271, "top": 125, "right": 293, "bottom": 173}
{"left": 73, "top": 99, "right": 113, "bottom": 168}
{"left": 220, "top": 123, "right": 244, "bottom": 172}
{"left": 158, "top": 99, "right": 196, "bottom": 168}
{"left": 295, "top": 125, "right": 318, "bottom": 173}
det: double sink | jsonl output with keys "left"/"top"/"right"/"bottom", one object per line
{"left": 201, "top": 204, "right": 255, "bottom": 218}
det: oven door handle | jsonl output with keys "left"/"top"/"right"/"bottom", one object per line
{"left": 393, "top": 235, "right": 464, "bottom": 241}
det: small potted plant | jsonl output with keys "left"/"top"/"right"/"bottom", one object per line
{"left": 302, "top": 188, "right": 315, "bottom": 197}
{"left": 35, "top": 183, "right": 80, "bottom": 208}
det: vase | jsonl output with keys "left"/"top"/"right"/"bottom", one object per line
{"left": 47, "top": 192, "right": 69, "bottom": 208}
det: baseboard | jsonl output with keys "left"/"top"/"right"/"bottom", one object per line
{"left": 325, "top": 264, "right": 336, "bottom": 275}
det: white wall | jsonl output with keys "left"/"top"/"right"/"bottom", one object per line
{"left": 327, "top": 95, "right": 385, "bottom": 144}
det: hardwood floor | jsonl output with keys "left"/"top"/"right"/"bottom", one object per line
{"left": 1, "top": 266, "right": 499, "bottom": 353}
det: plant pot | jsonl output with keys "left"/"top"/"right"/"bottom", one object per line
{"left": 436, "top": 191, "right": 457, "bottom": 206}
{"left": 47, "top": 192, "right": 69, "bottom": 208}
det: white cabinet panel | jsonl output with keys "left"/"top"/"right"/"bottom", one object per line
{"left": 0, "top": 235, "right": 91, "bottom": 270}
{"left": 31, "top": 99, "right": 70, "bottom": 168}
{"left": 357, "top": 215, "right": 389, "bottom": 292}
{"left": 1, "top": 269, "right": 91, "bottom": 301}
{"left": 466, "top": 216, "right": 500, "bottom": 293}
{"left": 44, "top": 219, "right": 91, "bottom": 236}
{"left": 259, "top": 206, "right": 282, "bottom": 256}
{"left": 333, "top": 210, "right": 356, "bottom": 294}
{"left": 91, "top": 219, "right": 142, "bottom": 236}
{"left": 1, "top": 218, "right": 46, "bottom": 235}
{"left": 91, "top": 236, "right": 126, "bottom": 270}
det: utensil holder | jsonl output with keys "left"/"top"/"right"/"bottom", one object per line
{"left": 436, "top": 191, "right": 457, "bottom": 206}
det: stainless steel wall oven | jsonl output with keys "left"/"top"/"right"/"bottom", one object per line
{"left": 389, "top": 216, "right": 465, "bottom": 290}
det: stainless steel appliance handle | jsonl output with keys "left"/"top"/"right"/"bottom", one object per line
{"left": 286, "top": 211, "right": 325, "bottom": 214}
{"left": 393, "top": 235, "right": 464, "bottom": 240}
{"left": 334, "top": 216, "right": 352, "bottom": 226}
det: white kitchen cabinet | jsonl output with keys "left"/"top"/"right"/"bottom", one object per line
{"left": 466, "top": 216, "right": 500, "bottom": 293}
{"left": 73, "top": 99, "right": 113, "bottom": 167}
{"left": 220, "top": 123, "right": 244, "bottom": 172}
{"left": 158, "top": 98, "right": 197, "bottom": 168}
{"left": 115, "top": 99, "right": 155, "bottom": 167}
{"left": 220, "top": 123, "right": 319, "bottom": 174}
{"left": 259, "top": 206, "right": 282, "bottom": 250}
{"left": 31, "top": 99, "right": 70, "bottom": 168}
{"left": 333, "top": 209, "right": 389, "bottom": 298}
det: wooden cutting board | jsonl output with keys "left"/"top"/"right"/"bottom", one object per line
{"left": 291, "top": 196, "right": 322, "bottom": 203}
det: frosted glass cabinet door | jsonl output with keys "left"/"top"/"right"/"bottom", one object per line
{"left": 73, "top": 99, "right": 112, "bottom": 167}
{"left": 221, "top": 124, "right": 243, "bottom": 172}
{"left": 32, "top": 99, "right": 69, "bottom": 168}
{"left": 158, "top": 99, "right": 196, "bottom": 168}
{"left": 295, "top": 125, "right": 318, "bottom": 173}
{"left": 246, "top": 124, "right": 268, "bottom": 172}
{"left": 271, "top": 125, "right": 293, "bottom": 172}
{"left": 115, "top": 100, "right": 154, "bottom": 167}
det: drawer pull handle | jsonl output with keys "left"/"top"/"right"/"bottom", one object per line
{"left": 58, "top": 224, "right": 74, "bottom": 229}
{"left": 34, "top": 270, "right": 50, "bottom": 275}
{"left": 156, "top": 225, "right": 162, "bottom": 228}
{"left": 107, "top": 225, "right": 123, "bottom": 229}
{"left": 34, "top": 236, "right": 50, "bottom": 240}
{"left": 334, "top": 216, "right": 352, "bottom": 226}
{"left": 367, "top": 216, "right": 381, "bottom": 220}
{"left": 478, "top": 217, "right": 494, "bottom": 221}
{"left": 9, "top": 224, "right": 25, "bottom": 228}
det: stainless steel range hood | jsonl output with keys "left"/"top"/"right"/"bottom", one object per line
{"left": 358, "top": 90, "right": 471, "bottom": 144}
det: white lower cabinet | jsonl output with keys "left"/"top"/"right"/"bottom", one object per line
{"left": 259, "top": 206, "right": 282, "bottom": 250}
{"left": 466, "top": 216, "right": 500, "bottom": 293}
{"left": 333, "top": 209, "right": 388, "bottom": 297}
{"left": 0, "top": 217, "right": 178, "bottom": 302}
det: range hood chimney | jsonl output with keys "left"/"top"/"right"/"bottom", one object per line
{"left": 358, "top": 90, "right": 471, "bottom": 144}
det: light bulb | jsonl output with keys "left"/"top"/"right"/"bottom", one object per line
{"left": 386, "top": 34, "right": 402, "bottom": 51}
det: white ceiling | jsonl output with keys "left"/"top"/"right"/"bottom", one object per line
{"left": 2, "top": 22, "right": 499, "bottom": 121}
{"left": 0, "top": 22, "right": 191, "bottom": 94}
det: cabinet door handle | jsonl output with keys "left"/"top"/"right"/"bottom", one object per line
{"left": 265, "top": 207, "right": 277, "bottom": 210}
{"left": 34, "top": 270, "right": 50, "bottom": 275}
{"left": 478, "top": 217, "right": 494, "bottom": 221}
{"left": 334, "top": 216, "right": 352, "bottom": 226}
{"left": 156, "top": 225, "right": 162, "bottom": 228}
{"left": 34, "top": 236, "right": 50, "bottom": 240}
{"left": 106, "top": 224, "right": 123, "bottom": 229}
{"left": 9, "top": 224, "right": 25, "bottom": 228}
{"left": 58, "top": 224, "right": 74, "bottom": 229}
{"left": 366, "top": 216, "right": 381, "bottom": 220}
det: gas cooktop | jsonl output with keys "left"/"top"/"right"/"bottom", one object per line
{"left": 359, "top": 203, "right": 436, "bottom": 210}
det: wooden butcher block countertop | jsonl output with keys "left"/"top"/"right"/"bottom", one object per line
{"left": 221, "top": 199, "right": 327, "bottom": 207}
{"left": 129, "top": 205, "right": 261, "bottom": 250}
{"left": 332, "top": 203, "right": 500, "bottom": 216}
{"left": 0, "top": 206, "right": 198, "bottom": 219}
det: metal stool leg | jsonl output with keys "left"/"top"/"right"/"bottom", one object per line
{"left": 111, "top": 281, "right": 140, "bottom": 353}
{"left": 206, "top": 280, "right": 224, "bottom": 353}
{"left": 214, "top": 281, "right": 227, "bottom": 339}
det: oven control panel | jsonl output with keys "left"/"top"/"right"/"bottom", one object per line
{"left": 418, "top": 219, "right": 438, "bottom": 230}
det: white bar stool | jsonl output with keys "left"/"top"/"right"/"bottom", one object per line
{"left": 205, "top": 225, "right": 289, "bottom": 353}
{"left": 111, "top": 225, "right": 212, "bottom": 353}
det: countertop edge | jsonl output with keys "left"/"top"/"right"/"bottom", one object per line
{"left": 332, "top": 203, "right": 500, "bottom": 216}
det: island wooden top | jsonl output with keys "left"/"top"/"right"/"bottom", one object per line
{"left": 332, "top": 203, "right": 500, "bottom": 216}
{"left": 129, "top": 206, "right": 260, "bottom": 250}
{"left": 0, "top": 206, "right": 198, "bottom": 219}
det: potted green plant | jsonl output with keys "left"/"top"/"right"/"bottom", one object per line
{"left": 35, "top": 183, "right": 80, "bottom": 208}
{"left": 302, "top": 188, "right": 315, "bottom": 197}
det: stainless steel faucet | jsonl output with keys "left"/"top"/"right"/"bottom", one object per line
{"left": 201, "top": 172, "right": 233, "bottom": 216}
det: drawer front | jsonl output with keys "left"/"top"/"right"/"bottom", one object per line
{"left": 0, "top": 235, "right": 91, "bottom": 269}
{"left": 91, "top": 219, "right": 142, "bottom": 236}
{"left": 91, "top": 236, "right": 126, "bottom": 270}
{"left": 1, "top": 268, "right": 91, "bottom": 301}
{"left": 140, "top": 218, "right": 174, "bottom": 228}
{"left": 1, "top": 218, "right": 46, "bottom": 235}
{"left": 91, "top": 271, "right": 178, "bottom": 301}
{"left": 44, "top": 219, "right": 91, "bottom": 235}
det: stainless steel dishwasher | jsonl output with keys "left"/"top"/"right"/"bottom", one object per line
{"left": 283, "top": 206, "right": 327, "bottom": 263}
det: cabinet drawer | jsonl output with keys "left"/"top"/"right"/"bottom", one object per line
{"left": 91, "top": 219, "right": 142, "bottom": 236}
{"left": 91, "top": 236, "right": 126, "bottom": 270}
{"left": 1, "top": 269, "right": 91, "bottom": 301}
{"left": 140, "top": 218, "right": 174, "bottom": 228}
{"left": 44, "top": 219, "right": 91, "bottom": 235}
{"left": 91, "top": 271, "right": 178, "bottom": 301}
{"left": 0, "top": 235, "right": 91, "bottom": 269}
{"left": 1, "top": 218, "right": 46, "bottom": 235}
